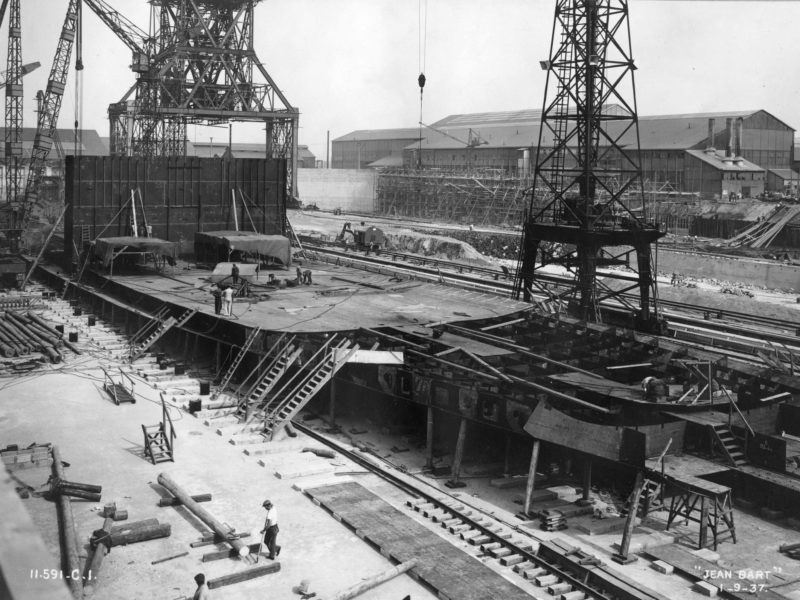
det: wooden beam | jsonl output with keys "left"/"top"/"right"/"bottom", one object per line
{"left": 202, "top": 543, "right": 264, "bottom": 562}
{"left": 157, "top": 493, "right": 211, "bottom": 507}
{"left": 362, "top": 328, "right": 428, "bottom": 351}
{"left": 614, "top": 471, "right": 644, "bottom": 563}
{"left": 157, "top": 473, "right": 249, "bottom": 557}
{"left": 523, "top": 440, "right": 540, "bottom": 516}
{"left": 83, "top": 517, "right": 113, "bottom": 596}
{"left": 450, "top": 418, "right": 468, "bottom": 485}
{"left": 464, "top": 349, "right": 512, "bottom": 383}
{"left": 206, "top": 562, "right": 281, "bottom": 589}
{"left": 406, "top": 349, "right": 499, "bottom": 382}
{"left": 480, "top": 318, "right": 527, "bottom": 332}
{"left": 52, "top": 446, "right": 83, "bottom": 599}
{"left": 327, "top": 559, "right": 419, "bottom": 600}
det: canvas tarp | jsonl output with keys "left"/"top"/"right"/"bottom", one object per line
{"left": 93, "top": 237, "right": 178, "bottom": 267}
{"left": 194, "top": 231, "right": 291, "bottom": 267}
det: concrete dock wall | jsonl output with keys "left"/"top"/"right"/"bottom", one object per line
{"left": 658, "top": 249, "right": 799, "bottom": 290}
{"left": 297, "top": 169, "right": 375, "bottom": 213}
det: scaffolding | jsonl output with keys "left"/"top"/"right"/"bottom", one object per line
{"left": 375, "top": 168, "right": 533, "bottom": 227}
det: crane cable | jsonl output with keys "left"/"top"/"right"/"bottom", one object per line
{"left": 417, "top": 0, "right": 428, "bottom": 169}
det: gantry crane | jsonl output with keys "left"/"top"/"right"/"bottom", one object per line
{"left": 514, "top": 0, "right": 665, "bottom": 333}
{"left": 81, "top": 0, "right": 300, "bottom": 198}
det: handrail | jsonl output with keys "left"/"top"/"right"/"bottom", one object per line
{"left": 162, "top": 397, "right": 176, "bottom": 447}
{"left": 722, "top": 386, "right": 755, "bottom": 438}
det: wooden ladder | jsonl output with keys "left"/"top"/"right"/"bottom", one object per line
{"left": 210, "top": 326, "right": 262, "bottom": 401}
{"left": 264, "top": 338, "right": 359, "bottom": 440}
{"left": 237, "top": 334, "right": 302, "bottom": 425}
{"left": 142, "top": 398, "right": 176, "bottom": 465}
{"left": 129, "top": 308, "right": 195, "bottom": 362}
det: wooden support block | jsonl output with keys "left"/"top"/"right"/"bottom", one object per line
{"left": 500, "top": 554, "right": 524, "bottom": 566}
{"left": 651, "top": 560, "right": 674, "bottom": 574}
{"left": 512, "top": 561, "right": 534, "bottom": 573}
{"left": 190, "top": 532, "right": 250, "bottom": 548}
{"left": 468, "top": 535, "right": 491, "bottom": 546}
{"left": 561, "top": 591, "right": 586, "bottom": 600}
{"left": 548, "top": 583, "right": 572, "bottom": 595}
{"left": 441, "top": 517, "right": 461, "bottom": 528}
{"left": 480, "top": 542, "right": 501, "bottom": 552}
{"left": 693, "top": 581, "right": 719, "bottom": 597}
{"left": 448, "top": 523, "right": 471, "bottom": 534}
{"left": 535, "top": 574, "right": 559, "bottom": 587}
{"left": 206, "top": 562, "right": 281, "bottom": 589}
{"left": 489, "top": 547, "right": 512, "bottom": 559}
{"left": 523, "top": 567, "right": 546, "bottom": 580}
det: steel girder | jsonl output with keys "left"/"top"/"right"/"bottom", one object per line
{"left": 4, "top": 0, "right": 22, "bottom": 207}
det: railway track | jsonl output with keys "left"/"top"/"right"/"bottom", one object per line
{"left": 294, "top": 421, "right": 667, "bottom": 600}
{"left": 300, "top": 241, "right": 800, "bottom": 358}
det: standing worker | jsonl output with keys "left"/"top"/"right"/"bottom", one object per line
{"left": 260, "top": 499, "right": 281, "bottom": 560}
{"left": 193, "top": 573, "right": 210, "bottom": 599}
{"left": 210, "top": 284, "right": 222, "bottom": 315}
{"left": 222, "top": 285, "right": 234, "bottom": 317}
{"left": 231, "top": 263, "right": 240, "bottom": 286}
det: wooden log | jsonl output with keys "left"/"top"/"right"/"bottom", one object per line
{"left": 326, "top": 559, "right": 419, "bottom": 600}
{"left": 206, "top": 562, "right": 281, "bottom": 589}
{"left": 157, "top": 493, "right": 212, "bottom": 506}
{"left": 157, "top": 472, "right": 249, "bottom": 557}
{"left": 779, "top": 541, "right": 800, "bottom": 552}
{"left": 523, "top": 440, "right": 540, "bottom": 517}
{"left": 83, "top": 517, "right": 113, "bottom": 596}
{"left": 109, "top": 518, "right": 159, "bottom": 534}
{"left": 52, "top": 446, "right": 83, "bottom": 599}
{"left": 26, "top": 311, "right": 64, "bottom": 338}
{"left": 107, "top": 523, "right": 171, "bottom": 547}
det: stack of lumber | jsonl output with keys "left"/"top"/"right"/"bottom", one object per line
{"left": 0, "top": 310, "right": 79, "bottom": 362}
{"left": 540, "top": 509, "right": 567, "bottom": 531}
{"left": 779, "top": 541, "right": 800, "bottom": 560}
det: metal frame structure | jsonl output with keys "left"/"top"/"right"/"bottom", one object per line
{"left": 84, "top": 0, "right": 299, "bottom": 197}
{"left": 514, "top": 0, "right": 664, "bottom": 332}
{"left": 4, "top": 0, "right": 22, "bottom": 207}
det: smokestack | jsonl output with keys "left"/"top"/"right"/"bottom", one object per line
{"left": 707, "top": 118, "right": 715, "bottom": 150}
{"left": 725, "top": 118, "right": 734, "bottom": 157}
{"left": 736, "top": 117, "right": 744, "bottom": 158}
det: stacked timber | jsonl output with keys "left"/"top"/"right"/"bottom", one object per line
{"left": 0, "top": 310, "right": 80, "bottom": 362}
{"left": 540, "top": 509, "right": 567, "bottom": 531}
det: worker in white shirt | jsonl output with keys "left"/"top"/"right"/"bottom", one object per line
{"left": 260, "top": 499, "right": 281, "bottom": 560}
{"left": 222, "top": 285, "right": 234, "bottom": 316}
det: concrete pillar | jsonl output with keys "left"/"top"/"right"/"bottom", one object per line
{"left": 448, "top": 418, "right": 468, "bottom": 486}
{"left": 523, "top": 439, "right": 541, "bottom": 516}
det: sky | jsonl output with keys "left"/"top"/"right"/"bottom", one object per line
{"left": 10, "top": 0, "right": 800, "bottom": 162}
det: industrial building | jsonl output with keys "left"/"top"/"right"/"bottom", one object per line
{"left": 337, "top": 109, "right": 796, "bottom": 197}
{"left": 331, "top": 128, "right": 421, "bottom": 169}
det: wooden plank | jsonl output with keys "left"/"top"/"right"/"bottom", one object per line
{"left": 202, "top": 543, "right": 265, "bottom": 562}
{"left": 206, "top": 562, "right": 281, "bottom": 589}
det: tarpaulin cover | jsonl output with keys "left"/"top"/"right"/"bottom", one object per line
{"left": 194, "top": 231, "right": 291, "bottom": 267}
{"left": 94, "top": 236, "right": 178, "bottom": 267}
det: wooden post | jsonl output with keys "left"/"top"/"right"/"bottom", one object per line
{"left": 523, "top": 439, "right": 540, "bottom": 517}
{"left": 329, "top": 377, "right": 336, "bottom": 423}
{"left": 157, "top": 473, "right": 249, "bottom": 557}
{"left": 215, "top": 341, "right": 221, "bottom": 373}
{"left": 327, "top": 559, "right": 418, "bottom": 600}
{"left": 503, "top": 436, "right": 511, "bottom": 477}
{"left": 83, "top": 517, "right": 113, "bottom": 596}
{"left": 613, "top": 471, "right": 644, "bottom": 564}
{"left": 581, "top": 459, "right": 592, "bottom": 504}
{"left": 449, "top": 418, "right": 468, "bottom": 485}
{"left": 699, "top": 496, "right": 709, "bottom": 549}
{"left": 425, "top": 404, "right": 434, "bottom": 469}
{"left": 52, "top": 446, "right": 83, "bottom": 598}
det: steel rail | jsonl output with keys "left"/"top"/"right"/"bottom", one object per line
{"left": 293, "top": 420, "right": 667, "bottom": 600}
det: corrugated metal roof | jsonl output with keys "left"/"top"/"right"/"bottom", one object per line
{"left": 333, "top": 128, "right": 422, "bottom": 143}
{"left": 685, "top": 149, "right": 764, "bottom": 172}
{"left": 432, "top": 110, "right": 543, "bottom": 128}
{"left": 368, "top": 153, "right": 404, "bottom": 167}
{"left": 767, "top": 168, "right": 799, "bottom": 180}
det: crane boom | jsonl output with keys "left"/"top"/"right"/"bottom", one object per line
{"left": 5, "top": 0, "right": 23, "bottom": 205}
{"left": 14, "top": 0, "right": 79, "bottom": 251}
{"left": 82, "top": 0, "right": 150, "bottom": 56}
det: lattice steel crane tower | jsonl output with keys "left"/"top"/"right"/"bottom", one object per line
{"left": 84, "top": 0, "right": 300, "bottom": 196}
{"left": 515, "top": 0, "right": 664, "bottom": 332}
